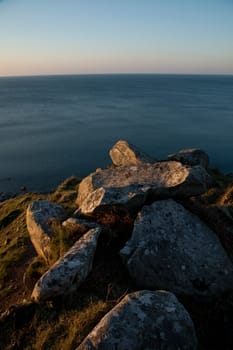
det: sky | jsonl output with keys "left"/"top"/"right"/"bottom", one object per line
{"left": 0, "top": 0, "right": 233, "bottom": 76}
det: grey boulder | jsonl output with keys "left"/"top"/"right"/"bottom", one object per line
{"left": 77, "top": 290, "right": 197, "bottom": 350}
{"left": 109, "top": 139, "right": 155, "bottom": 166}
{"left": 31, "top": 227, "right": 101, "bottom": 302}
{"left": 76, "top": 161, "right": 211, "bottom": 214}
{"left": 26, "top": 200, "right": 65, "bottom": 262}
{"left": 120, "top": 200, "right": 233, "bottom": 297}
{"left": 168, "top": 148, "right": 209, "bottom": 168}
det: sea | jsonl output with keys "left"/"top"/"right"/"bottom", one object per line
{"left": 0, "top": 74, "right": 233, "bottom": 194}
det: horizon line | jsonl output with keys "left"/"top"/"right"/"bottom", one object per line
{"left": 0, "top": 72, "right": 233, "bottom": 79}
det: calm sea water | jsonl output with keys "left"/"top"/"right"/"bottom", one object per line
{"left": 0, "top": 74, "right": 233, "bottom": 193}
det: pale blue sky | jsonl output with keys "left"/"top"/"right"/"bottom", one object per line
{"left": 0, "top": 0, "right": 233, "bottom": 76}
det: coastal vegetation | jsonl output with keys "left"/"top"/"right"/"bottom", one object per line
{"left": 1, "top": 144, "right": 233, "bottom": 349}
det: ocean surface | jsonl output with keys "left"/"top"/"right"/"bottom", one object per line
{"left": 0, "top": 74, "right": 233, "bottom": 193}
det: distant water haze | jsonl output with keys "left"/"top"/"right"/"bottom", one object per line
{"left": 0, "top": 74, "right": 233, "bottom": 193}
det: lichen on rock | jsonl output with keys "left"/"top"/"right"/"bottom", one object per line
{"left": 77, "top": 290, "right": 197, "bottom": 350}
{"left": 31, "top": 227, "right": 101, "bottom": 302}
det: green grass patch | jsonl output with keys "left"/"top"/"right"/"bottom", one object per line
{"left": 0, "top": 193, "right": 46, "bottom": 284}
{"left": 49, "top": 176, "right": 80, "bottom": 213}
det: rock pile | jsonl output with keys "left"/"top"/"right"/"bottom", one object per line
{"left": 25, "top": 140, "right": 233, "bottom": 349}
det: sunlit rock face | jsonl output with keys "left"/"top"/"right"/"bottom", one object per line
{"left": 168, "top": 148, "right": 209, "bottom": 168}
{"left": 26, "top": 200, "right": 65, "bottom": 262}
{"left": 31, "top": 227, "right": 101, "bottom": 302}
{"left": 77, "top": 290, "right": 197, "bottom": 350}
{"left": 120, "top": 199, "right": 233, "bottom": 298}
{"left": 76, "top": 161, "right": 212, "bottom": 214}
{"left": 109, "top": 139, "right": 156, "bottom": 166}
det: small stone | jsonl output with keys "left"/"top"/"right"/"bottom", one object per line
{"left": 62, "top": 217, "right": 99, "bottom": 233}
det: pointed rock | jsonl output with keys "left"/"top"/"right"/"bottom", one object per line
{"left": 109, "top": 139, "right": 155, "bottom": 166}
{"left": 31, "top": 228, "right": 101, "bottom": 302}
{"left": 26, "top": 200, "right": 65, "bottom": 262}
{"left": 76, "top": 162, "right": 212, "bottom": 214}
{"left": 77, "top": 290, "right": 197, "bottom": 350}
{"left": 120, "top": 200, "right": 233, "bottom": 297}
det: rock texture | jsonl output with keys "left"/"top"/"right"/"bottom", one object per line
{"left": 168, "top": 148, "right": 209, "bottom": 168}
{"left": 77, "top": 290, "right": 197, "bottom": 350}
{"left": 120, "top": 200, "right": 233, "bottom": 297}
{"left": 109, "top": 139, "right": 155, "bottom": 166}
{"left": 26, "top": 200, "right": 65, "bottom": 262}
{"left": 31, "top": 228, "right": 101, "bottom": 302}
{"left": 76, "top": 162, "right": 211, "bottom": 214}
{"left": 62, "top": 217, "right": 99, "bottom": 233}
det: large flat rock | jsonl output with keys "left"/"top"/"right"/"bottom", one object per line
{"left": 120, "top": 200, "right": 233, "bottom": 297}
{"left": 31, "top": 228, "right": 101, "bottom": 302}
{"left": 76, "top": 161, "right": 212, "bottom": 214}
{"left": 77, "top": 290, "right": 197, "bottom": 350}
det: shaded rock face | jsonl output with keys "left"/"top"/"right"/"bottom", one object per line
{"left": 26, "top": 200, "right": 65, "bottom": 262}
{"left": 109, "top": 139, "right": 155, "bottom": 166}
{"left": 31, "top": 228, "right": 101, "bottom": 302}
{"left": 76, "top": 162, "right": 211, "bottom": 214}
{"left": 120, "top": 200, "right": 233, "bottom": 297}
{"left": 77, "top": 290, "right": 197, "bottom": 350}
{"left": 168, "top": 148, "right": 209, "bottom": 168}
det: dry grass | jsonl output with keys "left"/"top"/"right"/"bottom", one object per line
{"left": 30, "top": 299, "right": 114, "bottom": 350}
